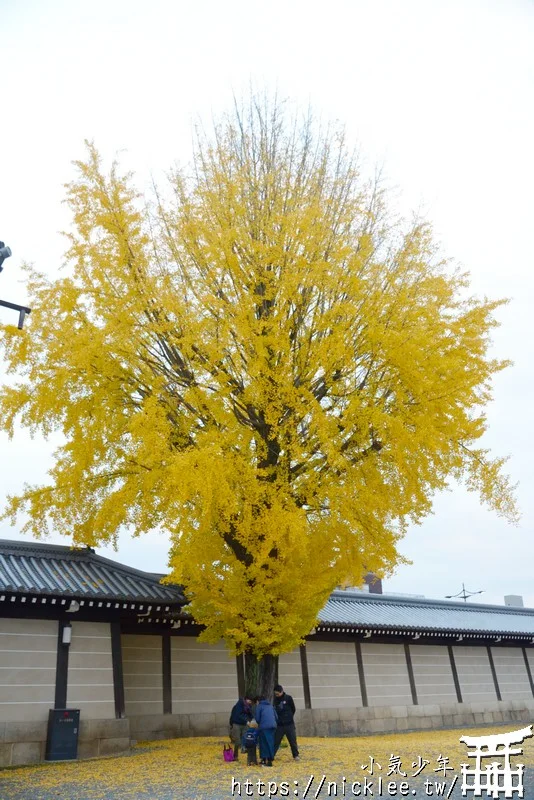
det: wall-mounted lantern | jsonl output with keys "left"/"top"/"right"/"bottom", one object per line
{"left": 62, "top": 624, "right": 72, "bottom": 645}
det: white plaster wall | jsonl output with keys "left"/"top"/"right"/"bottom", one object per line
{"left": 0, "top": 618, "right": 57, "bottom": 722}
{"left": 360, "top": 642, "right": 412, "bottom": 707}
{"left": 409, "top": 644, "right": 457, "bottom": 704}
{"left": 525, "top": 648, "right": 534, "bottom": 690}
{"left": 278, "top": 648, "right": 305, "bottom": 709}
{"left": 122, "top": 634, "right": 163, "bottom": 716}
{"left": 67, "top": 621, "right": 115, "bottom": 719}
{"left": 453, "top": 646, "right": 496, "bottom": 703}
{"left": 171, "top": 639, "right": 238, "bottom": 715}
{"left": 491, "top": 647, "right": 532, "bottom": 701}
{"left": 306, "top": 641, "right": 362, "bottom": 708}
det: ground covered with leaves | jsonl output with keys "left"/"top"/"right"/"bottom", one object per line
{"left": 1, "top": 725, "right": 533, "bottom": 799}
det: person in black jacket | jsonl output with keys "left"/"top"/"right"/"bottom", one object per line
{"left": 273, "top": 684, "right": 299, "bottom": 760}
{"left": 229, "top": 696, "right": 253, "bottom": 759}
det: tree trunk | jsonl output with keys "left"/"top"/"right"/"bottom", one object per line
{"left": 244, "top": 652, "right": 278, "bottom": 702}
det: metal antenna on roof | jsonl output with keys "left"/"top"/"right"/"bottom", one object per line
{"left": 445, "top": 583, "right": 484, "bottom": 602}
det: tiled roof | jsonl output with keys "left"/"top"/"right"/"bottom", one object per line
{"left": 0, "top": 539, "right": 184, "bottom": 604}
{"left": 2, "top": 539, "right": 531, "bottom": 636}
{"left": 319, "top": 591, "right": 534, "bottom": 636}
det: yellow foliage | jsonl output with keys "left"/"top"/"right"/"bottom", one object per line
{"left": 0, "top": 101, "right": 517, "bottom": 657}
{"left": 2, "top": 729, "right": 533, "bottom": 798}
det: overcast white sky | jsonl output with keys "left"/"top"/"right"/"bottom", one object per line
{"left": 1, "top": 0, "right": 533, "bottom": 608}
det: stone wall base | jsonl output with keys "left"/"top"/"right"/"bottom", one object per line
{"left": 0, "top": 718, "right": 130, "bottom": 767}
{"left": 295, "top": 698, "right": 534, "bottom": 737}
{"left": 2, "top": 700, "right": 534, "bottom": 767}
{"left": 130, "top": 698, "right": 534, "bottom": 741}
{"left": 129, "top": 711, "right": 231, "bottom": 741}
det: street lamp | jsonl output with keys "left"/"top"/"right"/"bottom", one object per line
{"left": 0, "top": 243, "right": 12, "bottom": 270}
{"left": 0, "top": 241, "right": 32, "bottom": 329}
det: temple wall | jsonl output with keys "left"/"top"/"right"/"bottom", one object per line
{"left": 361, "top": 642, "right": 412, "bottom": 707}
{"left": 0, "top": 618, "right": 57, "bottom": 723}
{"left": 171, "top": 639, "right": 238, "bottom": 716}
{"left": 122, "top": 634, "right": 163, "bottom": 716}
{"left": 278, "top": 649, "right": 305, "bottom": 707}
{"left": 67, "top": 621, "right": 115, "bottom": 720}
{"left": 409, "top": 644, "right": 457, "bottom": 704}
{"left": 491, "top": 646, "right": 532, "bottom": 701}
{"left": 2, "top": 618, "right": 534, "bottom": 766}
{"left": 453, "top": 645, "right": 496, "bottom": 703}
{"left": 306, "top": 641, "right": 362, "bottom": 708}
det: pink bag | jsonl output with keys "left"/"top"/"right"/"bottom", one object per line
{"left": 223, "top": 744, "right": 235, "bottom": 762}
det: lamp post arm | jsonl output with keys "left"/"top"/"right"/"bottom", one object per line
{"left": 0, "top": 242, "right": 32, "bottom": 329}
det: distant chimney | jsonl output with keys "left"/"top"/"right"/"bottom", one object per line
{"left": 504, "top": 595, "right": 524, "bottom": 608}
{"left": 364, "top": 572, "right": 383, "bottom": 594}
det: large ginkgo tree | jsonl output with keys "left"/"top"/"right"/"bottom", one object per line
{"left": 0, "top": 99, "right": 517, "bottom": 695}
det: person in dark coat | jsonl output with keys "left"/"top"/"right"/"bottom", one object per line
{"left": 229, "top": 696, "right": 253, "bottom": 759}
{"left": 254, "top": 695, "right": 278, "bottom": 766}
{"left": 273, "top": 684, "right": 300, "bottom": 760}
